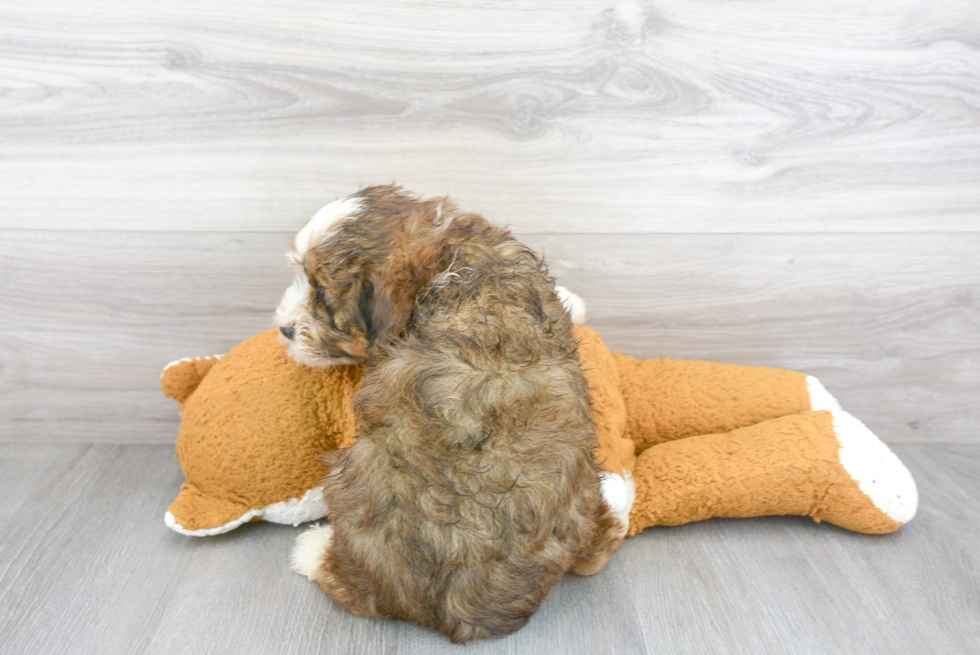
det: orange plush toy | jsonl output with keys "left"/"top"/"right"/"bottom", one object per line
{"left": 162, "top": 325, "right": 917, "bottom": 538}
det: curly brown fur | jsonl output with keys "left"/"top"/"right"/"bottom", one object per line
{"left": 282, "top": 186, "right": 622, "bottom": 642}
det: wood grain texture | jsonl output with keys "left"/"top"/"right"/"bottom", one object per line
{"left": 1, "top": 1, "right": 979, "bottom": 232}
{"left": 1, "top": 3, "right": 975, "bottom": 649}
{"left": 0, "top": 443, "right": 976, "bottom": 654}
{"left": 0, "top": 0, "right": 977, "bottom": 444}
{"left": 1, "top": 230, "right": 976, "bottom": 444}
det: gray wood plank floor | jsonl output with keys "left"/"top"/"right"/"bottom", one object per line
{"left": 0, "top": 443, "right": 976, "bottom": 655}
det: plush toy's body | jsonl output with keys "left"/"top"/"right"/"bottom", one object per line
{"left": 163, "top": 327, "right": 917, "bottom": 537}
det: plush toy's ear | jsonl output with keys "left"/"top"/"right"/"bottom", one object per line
{"left": 161, "top": 355, "right": 223, "bottom": 406}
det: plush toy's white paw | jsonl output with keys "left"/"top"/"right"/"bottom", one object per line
{"left": 290, "top": 524, "right": 333, "bottom": 581}
{"left": 263, "top": 486, "right": 328, "bottom": 526}
{"left": 832, "top": 411, "right": 918, "bottom": 524}
{"left": 600, "top": 471, "right": 635, "bottom": 535}
{"left": 807, "top": 375, "right": 842, "bottom": 412}
{"left": 555, "top": 286, "right": 587, "bottom": 325}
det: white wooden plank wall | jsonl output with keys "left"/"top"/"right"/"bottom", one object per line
{"left": 1, "top": 0, "right": 978, "bottom": 443}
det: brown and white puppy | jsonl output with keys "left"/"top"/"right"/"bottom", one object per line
{"left": 279, "top": 186, "right": 622, "bottom": 642}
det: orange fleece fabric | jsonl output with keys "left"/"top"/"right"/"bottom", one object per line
{"left": 628, "top": 410, "right": 902, "bottom": 535}
{"left": 164, "top": 326, "right": 910, "bottom": 536}
{"left": 611, "top": 352, "right": 811, "bottom": 450}
{"left": 165, "top": 327, "right": 634, "bottom": 531}
{"left": 166, "top": 330, "right": 360, "bottom": 531}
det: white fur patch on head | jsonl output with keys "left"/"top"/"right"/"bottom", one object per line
{"left": 275, "top": 196, "right": 364, "bottom": 367}
{"left": 293, "top": 197, "right": 363, "bottom": 262}
{"left": 291, "top": 524, "right": 334, "bottom": 581}
{"left": 831, "top": 411, "right": 918, "bottom": 524}
{"left": 274, "top": 270, "right": 344, "bottom": 367}
{"left": 555, "top": 286, "right": 586, "bottom": 325}
{"left": 275, "top": 273, "right": 313, "bottom": 331}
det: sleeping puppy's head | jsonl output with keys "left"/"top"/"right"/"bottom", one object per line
{"left": 275, "top": 185, "right": 445, "bottom": 367}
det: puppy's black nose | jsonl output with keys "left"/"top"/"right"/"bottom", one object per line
{"left": 280, "top": 325, "right": 295, "bottom": 340}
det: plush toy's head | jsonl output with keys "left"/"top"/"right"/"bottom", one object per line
{"left": 163, "top": 326, "right": 635, "bottom": 536}
{"left": 163, "top": 330, "right": 361, "bottom": 535}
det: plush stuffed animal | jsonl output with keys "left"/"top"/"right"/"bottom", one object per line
{"left": 162, "top": 327, "right": 917, "bottom": 537}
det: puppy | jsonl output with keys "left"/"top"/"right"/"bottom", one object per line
{"left": 278, "top": 186, "right": 622, "bottom": 642}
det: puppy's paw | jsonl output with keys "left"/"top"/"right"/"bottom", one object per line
{"left": 555, "top": 286, "right": 586, "bottom": 325}
{"left": 290, "top": 524, "right": 333, "bottom": 581}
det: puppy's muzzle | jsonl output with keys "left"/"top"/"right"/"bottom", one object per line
{"left": 280, "top": 325, "right": 296, "bottom": 340}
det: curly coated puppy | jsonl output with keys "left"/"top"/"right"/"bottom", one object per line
{"left": 278, "top": 186, "right": 622, "bottom": 642}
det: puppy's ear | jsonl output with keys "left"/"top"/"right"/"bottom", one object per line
{"left": 364, "top": 272, "right": 415, "bottom": 347}
{"left": 352, "top": 279, "right": 373, "bottom": 338}
{"left": 365, "top": 238, "right": 443, "bottom": 346}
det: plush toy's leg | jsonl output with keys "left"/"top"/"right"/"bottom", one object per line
{"left": 627, "top": 410, "right": 917, "bottom": 535}
{"left": 161, "top": 354, "right": 224, "bottom": 406}
{"left": 611, "top": 353, "right": 840, "bottom": 452}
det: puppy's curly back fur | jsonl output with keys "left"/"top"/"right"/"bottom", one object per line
{"left": 294, "top": 187, "right": 621, "bottom": 642}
